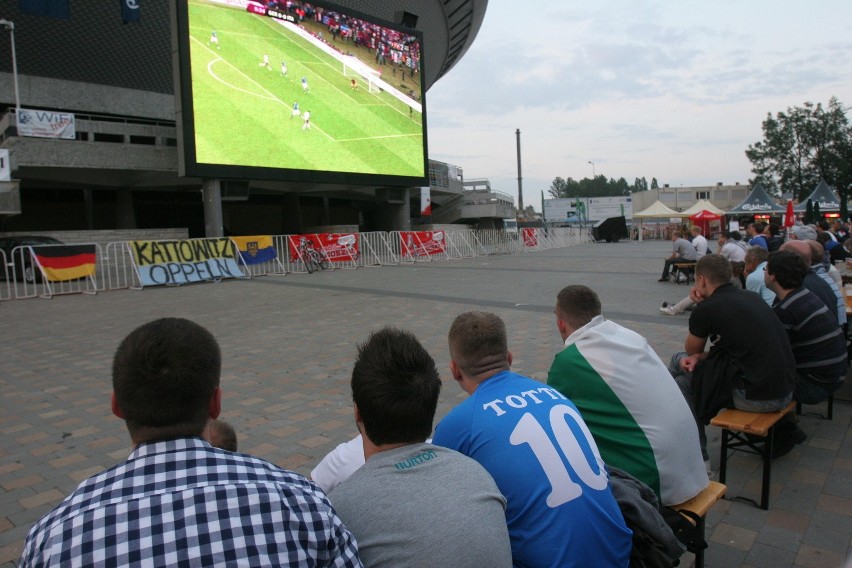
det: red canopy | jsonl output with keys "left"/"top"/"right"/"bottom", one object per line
{"left": 689, "top": 210, "right": 722, "bottom": 236}
{"left": 689, "top": 210, "right": 722, "bottom": 221}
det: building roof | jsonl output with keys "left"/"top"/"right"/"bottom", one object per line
{"left": 680, "top": 199, "right": 726, "bottom": 217}
{"left": 633, "top": 200, "right": 681, "bottom": 218}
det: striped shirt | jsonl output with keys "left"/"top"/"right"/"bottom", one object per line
{"left": 20, "top": 438, "right": 362, "bottom": 568}
{"left": 773, "top": 287, "right": 847, "bottom": 384}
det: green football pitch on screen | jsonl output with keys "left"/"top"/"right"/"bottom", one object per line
{"left": 186, "top": 1, "right": 425, "bottom": 177}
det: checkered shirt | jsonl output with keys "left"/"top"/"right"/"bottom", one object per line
{"left": 19, "top": 438, "right": 362, "bottom": 567}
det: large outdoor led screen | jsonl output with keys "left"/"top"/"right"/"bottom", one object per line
{"left": 173, "top": 0, "right": 427, "bottom": 186}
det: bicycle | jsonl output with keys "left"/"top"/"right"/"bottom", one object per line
{"left": 299, "top": 241, "right": 331, "bottom": 273}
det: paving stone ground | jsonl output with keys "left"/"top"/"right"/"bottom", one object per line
{"left": 1, "top": 240, "right": 850, "bottom": 567}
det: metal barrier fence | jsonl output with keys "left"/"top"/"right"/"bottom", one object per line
{"left": 0, "top": 228, "right": 595, "bottom": 301}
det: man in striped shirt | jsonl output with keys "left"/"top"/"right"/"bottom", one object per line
{"left": 764, "top": 251, "right": 847, "bottom": 404}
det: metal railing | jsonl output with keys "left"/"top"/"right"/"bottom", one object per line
{"left": 0, "top": 228, "right": 595, "bottom": 301}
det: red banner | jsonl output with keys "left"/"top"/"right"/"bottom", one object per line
{"left": 288, "top": 233, "right": 359, "bottom": 262}
{"left": 522, "top": 228, "right": 538, "bottom": 247}
{"left": 400, "top": 231, "right": 446, "bottom": 257}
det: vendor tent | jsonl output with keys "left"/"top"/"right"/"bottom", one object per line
{"left": 633, "top": 200, "right": 682, "bottom": 218}
{"left": 794, "top": 180, "right": 840, "bottom": 212}
{"left": 727, "top": 184, "right": 786, "bottom": 215}
{"left": 680, "top": 199, "right": 726, "bottom": 217}
{"left": 633, "top": 200, "right": 683, "bottom": 242}
{"left": 687, "top": 209, "right": 722, "bottom": 236}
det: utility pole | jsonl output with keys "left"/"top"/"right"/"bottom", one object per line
{"left": 516, "top": 129, "right": 524, "bottom": 215}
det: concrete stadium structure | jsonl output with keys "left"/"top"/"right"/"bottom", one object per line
{"left": 0, "top": 0, "right": 493, "bottom": 236}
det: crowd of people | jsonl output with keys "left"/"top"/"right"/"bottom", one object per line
{"left": 659, "top": 219, "right": 848, "bottom": 457}
{"left": 17, "top": 220, "right": 847, "bottom": 566}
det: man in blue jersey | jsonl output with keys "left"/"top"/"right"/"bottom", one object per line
{"left": 432, "top": 311, "right": 632, "bottom": 568}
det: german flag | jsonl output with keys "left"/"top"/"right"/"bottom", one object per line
{"left": 31, "top": 244, "right": 97, "bottom": 282}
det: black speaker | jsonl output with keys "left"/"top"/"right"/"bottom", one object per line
{"left": 395, "top": 10, "right": 418, "bottom": 29}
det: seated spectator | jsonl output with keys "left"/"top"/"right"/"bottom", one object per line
{"left": 791, "top": 224, "right": 818, "bottom": 241}
{"left": 548, "top": 285, "right": 708, "bottom": 504}
{"left": 658, "top": 231, "right": 698, "bottom": 282}
{"left": 690, "top": 226, "right": 708, "bottom": 258}
{"left": 433, "top": 311, "right": 632, "bottom": 567}
{"left": 20, "top": 318, "right": 361, "bottom": 567}
{"left": 816, "top": 220, "right": 838, "bottom": 242}
{"left": 780, "top": 240, "right": 845, "bottom": 326}
{"left": 808, "top": 238, "right": 843, "bottom": 290}
{"left": 832, "top": 219, "right": 848, "bottom": 242}
{"left": 764, "top": 251, "right": 847, "bottom": 405}
{"left": 203, "top": 418, "right": 238, "bottom": 452}
{"left": 765, "top": 223, "right": 785, "bottom": 252}
{"left": 312, "top": 435, "right": 365, "bottom": 493}
{"left": 668, "top": 255, "right": 796, "bottom": 461}
{"left": 747, "top": 222, "right": 768, "bottom": 249}
{"left": 744, "top": 246, "right": 775, "bottom": 306}
{"left": 329, "top": 327, "right": 511, "bottom": 567}
{"left": 718, "top": 231, "right": 746, "bottom": 263}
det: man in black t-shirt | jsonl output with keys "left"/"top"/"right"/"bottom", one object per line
{"left": 669, "top": 255, "right": 796, "bottom": 462}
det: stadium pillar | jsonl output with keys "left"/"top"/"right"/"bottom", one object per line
{"left": 202, "top": 179, "right": 224, "bottom": 237}
{"left": 116, "top": 188, "right": 137, "bottom": 229}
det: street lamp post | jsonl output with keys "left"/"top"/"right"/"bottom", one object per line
{"left": 588, "top": 160, "right": 595, "bottom": 180}
{"left": 0, "top": 19, "right": 21, "bottom": 118}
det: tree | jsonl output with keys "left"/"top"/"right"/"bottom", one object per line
{"left": 651, "top": 178, "right": 659, "bottom": 190}
{"left": 632, "top": 177, "right": 648, "bottom": 193}
{"left": 746, "top": 97, "right": 852, "bottom": 202}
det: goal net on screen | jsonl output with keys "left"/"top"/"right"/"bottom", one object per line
{"left": 343, "top": 60, "right": 381, "bottom": 94}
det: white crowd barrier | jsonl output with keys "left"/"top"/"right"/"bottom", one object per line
{"left": 0, "top": 228, "right": 595, "bottom": 301}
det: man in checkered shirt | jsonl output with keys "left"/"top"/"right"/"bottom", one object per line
{"left": 19, "top": 318, "right": 362, "bottom": 567}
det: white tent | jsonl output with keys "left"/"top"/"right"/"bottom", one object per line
{"left": 679, "top": 199, "right": 726, "bottom": 217}
{"left": 633, "top": 200, "right": 682, "bottom": 218}
{"left": 633, "top": 200, "right": 683, "bottom": 242}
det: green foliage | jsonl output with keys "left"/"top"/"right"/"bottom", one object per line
{"left": 651, "top": 178, "right": 659, "bottom": 189}
{"left": 548, "top": 174, "right": 650, "bottom": 199}
{"left": 746, "top": 98, "right": 852, "bottom": 203}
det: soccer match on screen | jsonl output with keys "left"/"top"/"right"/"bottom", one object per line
{"left": 182, "top": 0, "right": 426, "bottom": 180}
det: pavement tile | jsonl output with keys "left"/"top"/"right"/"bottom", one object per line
{"left": 1, "top": 241, "right": 850, "bottom": 568}
{"left": 793, "top": 544, "right": 845, "bottom": 568}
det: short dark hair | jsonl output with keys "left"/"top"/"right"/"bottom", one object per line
{"left": 818, "top": 220, "right": 830, "bottom": 231}
{"left": 720, "top": 230, "right": 732, "bottom": 240}
{"left": 448, "top": 311, "right": 509, "bottom": 378}
{"left": 352, "top": 327, "right": 440, "bottom": 446}
{"left": 556, "top": 285, "right": 602, "bottom": 330}
{"left": 768, "top": 223, "right": 780, "bottom": 236}
{"left": 207, "top": 419, "right": 238, "bottom": 452}
{"left": 767, "top": 250, "right": 808, "bottom": 290}
{"left": 695, "top": 254, "right": 732, "bottom": 286}
{"left": 730, "top": 230, "right": 743, "bottom": 241}
{"left": 112, "top": 318, "right": 221, "bottom": 438}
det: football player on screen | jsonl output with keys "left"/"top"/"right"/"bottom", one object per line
{"left": 291, "top": 101, "right": 300, "bottom": 119}
{"left": 259, "top": 53, "right": 271, "bottom": 70}
{"left": 208, "top": 31, "right": 220, "bottom": 49}
{"left": 301, "top": 76, "right": 310, "bottom": 92}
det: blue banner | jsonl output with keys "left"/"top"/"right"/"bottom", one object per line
{"left": 19, "top": 0, "right": 69, "bottom": 19}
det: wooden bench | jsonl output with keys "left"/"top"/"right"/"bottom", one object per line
{"left": 709, "top": 401, "right": 796, "bottom": 509}
{"left": 671, "top": 481, "right": 727, "bottom": 567}
{"left": 672, "top": 262, "right": 695, "bottom": 284}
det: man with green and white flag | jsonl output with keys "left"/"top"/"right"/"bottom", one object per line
{"left": 548, "top": 285, "right": 708, "bottom": 506}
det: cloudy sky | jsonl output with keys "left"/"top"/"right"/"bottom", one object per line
{"left": 425, "top": 1, "right": 852, "bottom": 210}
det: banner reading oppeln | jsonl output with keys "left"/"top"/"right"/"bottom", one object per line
{"left": 399, "top": 230, "right": 445, "bottom": 257}
{"left": 130, "top": 238, "right": 245, "bottom": 286}
{"left": 31, "top": 244, "right": 97, "bottom": 282}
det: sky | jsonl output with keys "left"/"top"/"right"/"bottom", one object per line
{"left": 425, "top": 1, "right": 852, "bottom": 211}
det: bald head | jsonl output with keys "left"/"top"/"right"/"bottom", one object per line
{"left": 780, "top": 240, "right": 811, "bottom": 264}
{"left": 805, "top": 240, "right": 824, "bottom": 265}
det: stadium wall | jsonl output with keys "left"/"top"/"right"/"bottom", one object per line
{"left": 0, "top": 73, "right": 174, "bottom": 120}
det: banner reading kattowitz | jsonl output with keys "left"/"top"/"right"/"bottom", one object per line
{"left": 130, "top": 238, "right": 245, "bottom": 286}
